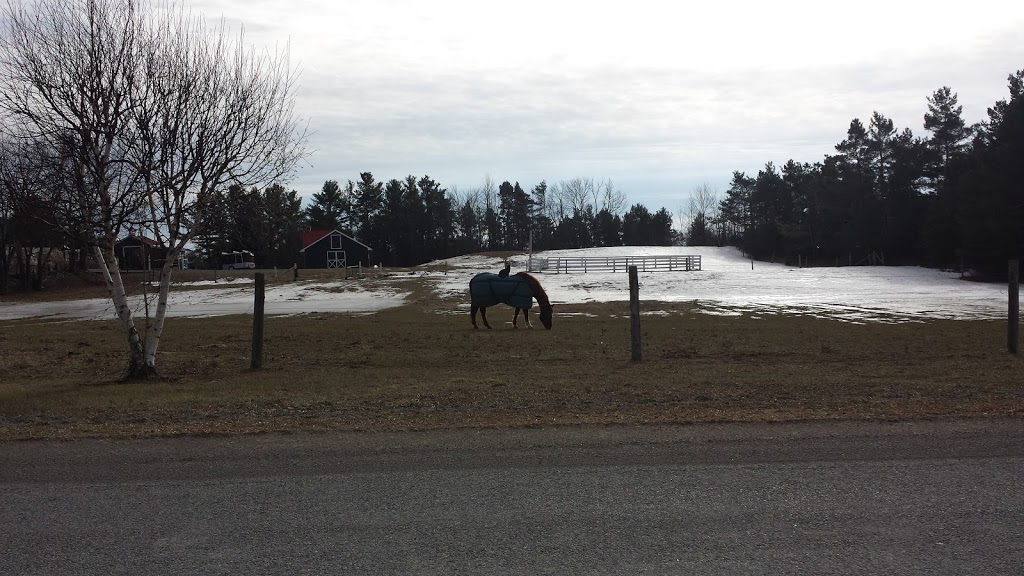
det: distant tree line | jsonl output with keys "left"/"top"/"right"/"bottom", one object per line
{"left": 191, "top": 183, "right": 305, "bottom": 270}
{"left": 105, "top": 173, "right": 678, "bottom": 271}
{"left": 307, "top": 172, "right": 675, "bottom": 266}
{"left": 686, "top": 70, "right": 1024, "bottom": 279}
{"left": 238, "top": 174, "right": 677, "bottom": 268}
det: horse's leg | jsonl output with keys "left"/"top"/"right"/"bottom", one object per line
{"left": 512, "top": 307, "right": 520, "bottom": 328}
{"left": 524, "top": 308, "right": 533, "bottom": 328}
{"left": 480, "top": 306, "right": 492, "bottom": 329}
{"left": 471, "top": 305, "right": 479, "bottom": 329}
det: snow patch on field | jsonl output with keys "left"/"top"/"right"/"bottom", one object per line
{"left": 433, "top": 246, "right": 1012, "bottom": 323}
{"left": 0, "top": 281, "right": 406, "bottom": 321}
{"left": 0, "top": 246, "right": 1014, "bottom": 323}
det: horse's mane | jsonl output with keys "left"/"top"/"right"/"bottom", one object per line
{"left": 513, "top": 272, "right": 550, "bottom": 307}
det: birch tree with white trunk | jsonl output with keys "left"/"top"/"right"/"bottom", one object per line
{"left": 0, "top": 0, "right": 308, "bottom": 378}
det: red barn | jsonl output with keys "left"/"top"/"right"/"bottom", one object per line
{"left": 114, "top": 233, "right": 168, "bottom": 271}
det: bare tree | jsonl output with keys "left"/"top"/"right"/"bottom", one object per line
{"left": 689, "top": 182, "right": 719, "bottom": 222}
{"left": 686, "top": 182, "right": 719, "bottom": 246}
{"left": 452, "top": 185, "right": 483, "bottom": 221}
{"left": 557, "top": 177, "right": 595, "bottom": 216}
{"left": 596, "top": 178, "right": 626, "bottom": 214}
{"left": 0, "top": 0, "right": 308, "bottom": 378}
{"left": 545, "top": 180, "right": 566, "bottom": 221}
{"left": 450, "top": 184, "right": 484, "bottom": 250}
{"left": 126, "top": 9, "right": 307, "bottom": 373}
{"left": 479, "top": 173, "right": 497, "bottom": 212}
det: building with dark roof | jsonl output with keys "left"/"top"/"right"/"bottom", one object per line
{"left": 299, "top": 230, "right": 371, "bottom": 269}
{"left": 114, "top": 233, "right": 168, "bottom": 271}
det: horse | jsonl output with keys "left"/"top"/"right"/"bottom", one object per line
{"left": 469, "top": 271, "right": 554, "bottom": 330}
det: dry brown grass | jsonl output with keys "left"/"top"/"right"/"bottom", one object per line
{"left": 1, "top": 279, "right": 1022, "bottom": 440}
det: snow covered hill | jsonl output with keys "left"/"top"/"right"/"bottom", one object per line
{"left": 434, "top": 246, "right": 1011, "bottom": 323}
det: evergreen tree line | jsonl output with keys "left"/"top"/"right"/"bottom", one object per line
{"left": 193, "top": 183, "right": 305, "bottom": 269}
{"left": 286, "top": 174, "right": 675, "bottom": 268}
{"left": 686, "top": 70, "right": 1024, "bottom": 278}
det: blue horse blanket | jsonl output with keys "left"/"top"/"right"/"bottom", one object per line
{"left": 470, "top": 273, "right": 535, "bottom": 309}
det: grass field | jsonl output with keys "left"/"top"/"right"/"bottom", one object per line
{"left": 1, "top": 275, "right": 1022, "bottom": 440}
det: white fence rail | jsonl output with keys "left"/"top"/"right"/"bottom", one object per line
{"left": 528, "top": 255, "right": 702, "bottom": 274}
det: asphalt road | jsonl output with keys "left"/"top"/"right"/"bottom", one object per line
{"left": 2, "top": 420, "right": 1022, "bottom": 575}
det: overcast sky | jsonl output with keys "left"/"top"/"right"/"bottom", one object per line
{"left": 194, "top": 0, "right": 1024, "bottom": 214}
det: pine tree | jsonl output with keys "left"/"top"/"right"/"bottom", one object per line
{"left": 687, "top": 212, "right": 711, "bottom": 246}
{"left": 304, "top": 180, "right": 349, "bottom": 230}
{"left": 924, "top": 87, "right": 973, "bottom": 175}
{"left": 957, "top": 70, "right": 1024, "bottom": 276}
{"left": 266, "top": 184, "right": 304, "bottom": 267}
{"left": 381, "top": 178, "right": 405, "bottom": 265}
{"left": 457, "top": 198, "right": 480, "bottom": 254}
{"left": 497, "top": 180, "right": 532, "bottom": 250}
{"left": 718, "top": 171, "right": 755, "bottom": 247}
{"left": 651, "top": 208, "right": 675, "bottom": 246}
{"left": 529, "top": 181, "right": 554, "bottom": 250}
{"left": 922, "top": 87, "right": 974, "bottom": 266}
{"left": 484, "top": 205, "right": 500, "bottom": 251}
{"left": 419, "top": 175, "right": 453, "bottom": 261}
{"left": 591, "top": 208, "right": 622, "bottom": 246}
{"left": 622, "top": 204, "right": 652, "bottom": 245}
{"left": 402, "top": 175, "right": 425, "bottom": 264}
{"left": 351, "top": 172, "right": 385, "bottom": 258}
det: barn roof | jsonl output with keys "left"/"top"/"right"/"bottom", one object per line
{"left": 300, "top": 229, "right": 371, "bottom": 252}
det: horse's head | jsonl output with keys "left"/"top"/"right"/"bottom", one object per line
{"left": 539, "top": 303, "right": 554, "bottom": 330}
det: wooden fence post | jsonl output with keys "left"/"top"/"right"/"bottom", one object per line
{"left": 1010, "top": 260, "right": 1019, "bottom": 354}
{"left": 251, "top": 272, "right": 265, "bottom": 369}
{"left": 629, "top": 265, "right": 641, "bottom": 362}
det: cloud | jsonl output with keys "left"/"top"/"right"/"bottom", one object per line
{"left": 182, "top": 1, "right": 1024, "bottom": 208}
